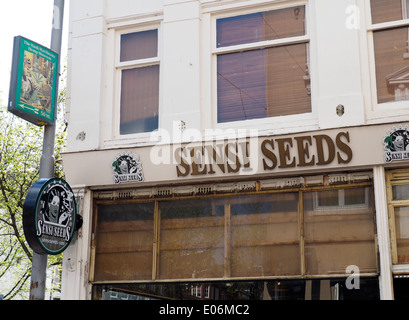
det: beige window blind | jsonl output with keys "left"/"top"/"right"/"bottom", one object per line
{"left": 118, "top": 30, "right": 159, "bottom": 134}
{"left": 216, "top": 6, "right": 311, "bottom": 123}
{"left": 371, "top": 0, "right": 409, "bottom": 103}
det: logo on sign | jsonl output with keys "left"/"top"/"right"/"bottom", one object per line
{"left": 384, "top": 125, "right": 409, "bottom": 163}
{"left": 23, "top": 178, "right": 77, "bottom": 255}
{"left": 112, "top": 152, "right": 144, "bottom": 184}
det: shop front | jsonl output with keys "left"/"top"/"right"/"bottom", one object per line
{"left": 62, "top": 123, "right": 409, "bottom": 300}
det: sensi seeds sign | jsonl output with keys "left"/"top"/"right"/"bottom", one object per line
{"left": 23, "top": 178, "right": 77, "bottom": 255}
{"left": 8, "top": 36, "right": 59, "bottom": 126}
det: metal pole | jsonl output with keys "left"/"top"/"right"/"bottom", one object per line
{"left": 29, "top": 0, "right": 65, "bottom": 300}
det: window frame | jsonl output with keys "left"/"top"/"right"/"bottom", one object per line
{"left": 210, "top": 2, "right": 315, "bottom": 132}
{"left": 311, "top": 188, "right": 371, "bottom": 214}
{"left": 386, "top": 169, "right": 409, "bottom": 266}
{"left": 113, "top": 25, "right": 162, "bottom": 141}
{"left": 366, "top": 0, "right": 409, "bottom": 120}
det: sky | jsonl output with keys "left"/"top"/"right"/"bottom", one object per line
{"left": 0, "top": 0, "right": 69, "bottom": 105}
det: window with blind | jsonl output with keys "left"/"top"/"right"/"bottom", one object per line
{"left": 386, "top": 169, "right": 409, "bottom": 265}
{"left": 92, "top": 185, "right": 377, "bottom": 283}
{"left": 370, "top": 0, "right": 409, "bottom": 103}
{"left": 215, "top": 6, "right": 311, "bottom": 123}
{"left": 118, "top": 30, "right": 159, "bottom": 135}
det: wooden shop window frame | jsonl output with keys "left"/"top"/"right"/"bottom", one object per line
{"left": 386, "top": 169, "right": 409, "bottom": 265}
{"left": 89, "top": 179, "right": 378, "bottom": 285}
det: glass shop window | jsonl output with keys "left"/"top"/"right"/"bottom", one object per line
{"left": 215, "top": 6, "right": 311, "bottom": 123}
{"left": 303, "top": 187, "right": 377, "bottom": 275}
{"left": 92, "top": 185, "right": 377, "bottom": 283}
{"left": 310, "top": 187, "right": 370, "bottom": 211}
{"left": 386, "top": 169, "right": 409, "bottom": 264}
{"left": 394, "top": 276, "right": 409, "bottom": 299}
{"left": 93, "top": 202, "right": 155, "bottom": 282}
{"left": 118, "top": 29, "right": 159, "bottom": 135}
{"left": 370, "top": 0, "right": 409, "bottom": 103}
{"left": 158, "top": 193, "right": 301, "bottom": 280}
{"left": 229, "top": 193, "right": 300, "bottom": 278}
{"left": 158, "top": 198, "right": 226, "bottom": 280}
{"left": 93, "top": 277, "right": 380, "bottom": 300}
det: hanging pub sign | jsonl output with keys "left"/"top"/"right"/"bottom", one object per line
{"left": 23, "top": 178, "right": 78, "bottom": 255}
{"left": 8, "top": 36, "right": 59, "bottom": 126}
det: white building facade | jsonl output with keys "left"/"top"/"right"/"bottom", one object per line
{"left": 62, "top": 0, "right": 409, "bottom": 300}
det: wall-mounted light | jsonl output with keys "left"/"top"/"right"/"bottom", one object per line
{"left": 76, "top": 131, "right": 86, "bottom": 141}
{"left": 336, "top": 104, "right": 345, "bottom": 117}
{"left": 178, "top": 120, "right": 186, "bottom": 132}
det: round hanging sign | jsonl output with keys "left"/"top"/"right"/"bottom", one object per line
{"left": 23, "top": 178, "right": 78, "bottom": 255}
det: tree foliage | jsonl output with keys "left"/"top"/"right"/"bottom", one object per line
{"left": 0, "top": 109, "right": 41, "bottom": 299}
{"left": 0, "top": 90, "right": 66, "bottom": 300}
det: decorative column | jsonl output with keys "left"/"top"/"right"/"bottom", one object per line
{"left": 373, "top": 165, "right": 394, "bottom": 300}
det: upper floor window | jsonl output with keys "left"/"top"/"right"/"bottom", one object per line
{"left": 370, "top": 0, "right": 409, "bottom": 103}
{"left": 118, "top": 29, "right": 159, "bottom": 135}
{"left": 215, "top": 5, "right": 311, "bottom": 124}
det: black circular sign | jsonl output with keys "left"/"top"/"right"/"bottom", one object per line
{"left": 23, "top": 178, "right": 77, "bottom": 255}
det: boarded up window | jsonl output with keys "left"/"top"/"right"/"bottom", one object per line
{"left": 92, "top": 185, "right": 377, "bottom": 282}
{"left": 94, "top": 203, "right": 155, "bottom": 282}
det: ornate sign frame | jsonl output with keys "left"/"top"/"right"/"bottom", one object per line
{"left": 23, "top": 178, "right": 78, "bottom": 255}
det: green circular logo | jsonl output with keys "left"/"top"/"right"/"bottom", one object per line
{"left": 23, "top": 178, "right": 77, "bottom": 255}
